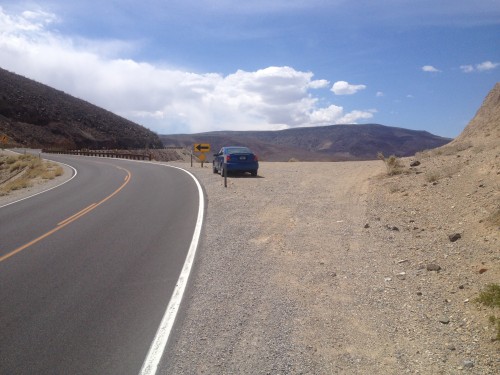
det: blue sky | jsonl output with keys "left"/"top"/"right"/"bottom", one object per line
{"left": 0, "top": 1, "right": 499, "bottom": 137}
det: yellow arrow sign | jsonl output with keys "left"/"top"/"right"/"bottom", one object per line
{"left": 194, "top": 143, "right": 210, "bottom": 152}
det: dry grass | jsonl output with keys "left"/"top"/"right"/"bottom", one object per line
{"left": 475, "top": 284, "right": 500, "bottom": 340}
{"left": 0, "top": 153, "right": 64, "bottom": 195}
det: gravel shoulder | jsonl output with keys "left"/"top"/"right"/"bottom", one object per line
{"left": 161, "top": 156, "right": 498, "bottom": 375}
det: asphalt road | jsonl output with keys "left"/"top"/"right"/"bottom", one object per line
{"left": 0, "top": 154, "right": 203, "bottom": 374}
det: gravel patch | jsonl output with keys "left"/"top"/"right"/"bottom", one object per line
{"left": 160, "top": 157, "right": 498, "bottom": 374}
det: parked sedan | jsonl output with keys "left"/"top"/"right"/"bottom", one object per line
{"left": 213, "top": 146, "right": 259, "bottom": 177}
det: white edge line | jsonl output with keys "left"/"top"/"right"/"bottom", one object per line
{"left": 139, "top": 165, "right": 205, "bottom": 375}
{"left": 0, "top": 158, "right": 78, "bottom": 209}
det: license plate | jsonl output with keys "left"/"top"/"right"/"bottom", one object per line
{"left": 239, "top": 156, "right": 246, "bottom": 160}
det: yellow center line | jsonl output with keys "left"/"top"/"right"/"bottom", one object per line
{"left": 0, "top": 167, "right": 132, "bottom": 264}
{"left": 58, "top": 203, "right": 97, "bottom": 226}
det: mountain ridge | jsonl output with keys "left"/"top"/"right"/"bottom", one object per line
{"left": 160, "top": 124, "right": 452, "bottom": 161}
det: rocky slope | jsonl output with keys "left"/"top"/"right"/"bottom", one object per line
{"left": 0, "top": 67, "right": 162, "bottom": 149}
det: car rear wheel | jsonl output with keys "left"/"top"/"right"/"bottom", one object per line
{"left": 251, "top": 170, "right": 257, "bottom": 177}
{"left": 213, "top": 164, "right": 218, "bottom": 173}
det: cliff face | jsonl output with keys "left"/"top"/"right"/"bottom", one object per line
{"left": 0, "top": 67, "right": 162, "bottom": 149}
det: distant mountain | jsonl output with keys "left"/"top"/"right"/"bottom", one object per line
{"left": 0, "top": 67, "right": 162, "bottom": 149}
{"left": 160, "top": 124, "right": 452, "bottom": 161}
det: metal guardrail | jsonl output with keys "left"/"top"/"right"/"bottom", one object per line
{"left": 42, "top": 149, "right": 152, "bottom": 161}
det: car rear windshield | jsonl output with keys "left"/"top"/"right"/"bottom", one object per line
{"left": 226, "top": 147, "right": 252, "bottom": 154}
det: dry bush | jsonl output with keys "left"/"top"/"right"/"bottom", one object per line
{"left": 377, "top": 152, "right": 404, "bottom": 176}
{"left": 288, "top": 158, "right": 299, "bottom": 162}
{"left": 0, "top": 178, "right": 32, "bottom": 194}
{"left": 425, "top": 171, "right": 440, "bottom": 183}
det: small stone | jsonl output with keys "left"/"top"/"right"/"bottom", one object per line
{"left": 426, "top": 263, "right": 442, "bottom": 272}
{"left": 463, "top": 360, "right": 474, "bottom": 368}
{"left": 479, "top": 268, "right": 488, "bottom": 274}
{"left": 364, "top": 223, "right": 370, "bottom": 228}
{"left": 396, "top": 272, "right": 406, "bottom": 280}
{"left": 448, "top": 233, "right": 461, "bottom": 242}
{"left": 410, "top": 160, "right": 421, "bottom": 167}
{"left": 416, "top": 291, "right": 423, "bottom": 296}
{"left": 386, "top": 225, "right": 400, "bottom": 231}
{"left": 459, "top": 285, "right": 465, "bottom": 289}
{"left": 439, "top": 317, "right": 450, "bottom": 324}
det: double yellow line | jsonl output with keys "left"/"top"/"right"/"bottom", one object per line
{"left": 0, "top": 167, "right": 131, "bottom": 263}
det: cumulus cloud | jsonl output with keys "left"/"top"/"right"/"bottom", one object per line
{"left": 0, "top": 7, "right": 374, "bottom": 133}
{"left": 460, "top": 60, "right": 499, "bottom": 73}
{"left": 331, "top": 81, "right": 367, "bottom": 95}
{"left": 422, "top": 65, "right": 440, "bottom": 72}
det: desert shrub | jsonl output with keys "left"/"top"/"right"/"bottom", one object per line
{"left": 5, "top": 156, "right": 17, "bottom": 164}
{"left": 1, "top": 177, "right": 32, "bottom": 192}
{"left": 475, "top": 284, "right": 500, "bottom": 340}
{"left": 425, "top": 171, "right": 440, "bottom": 183}
{"left": 9, "top": 160, "right": 29, "bottom": 172}
{"left": 288, "top": 158, "right": 299, "bottom": 162}
{"left": 377, "top": 152, "right": 404, "bottom": 176}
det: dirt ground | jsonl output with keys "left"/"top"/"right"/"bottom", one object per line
{"left": 161, "top": 150, "right": 498, "bottom": 374}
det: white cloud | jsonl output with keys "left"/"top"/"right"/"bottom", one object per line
{"left": 422, "top": 65, "right": 440, "bottom": 72}
{"left": 331, "top": 81, "right": 367, "bottom": 95}
{"left": 0, "top": 7, "right": 375, "bottom": 134}
{"left": 308, "top": 79, "right": 330, "bottom": 89}
{"left": 476, "top": 60, "right": 500, "bottom": 71}
{"left": 376, "top": 91, "right": 384, "bottom": 97}
{"left": 460, "top": 64, "right": 474, "bottom": 73}
{"left": 460, "top": 60, "right": 499, "bottom": 73}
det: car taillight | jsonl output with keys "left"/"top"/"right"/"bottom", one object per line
{"left": 225, "top": 155, "right": 231, "bottom": 162}
{"left": 254, "top": 155, "right": 258, "bottom": 161}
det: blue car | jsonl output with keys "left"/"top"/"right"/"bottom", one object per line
{"left": 213, "top": 146, "right": 259, "bottom": 177}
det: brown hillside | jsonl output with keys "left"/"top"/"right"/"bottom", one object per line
{"left": 453, "top": 82, "right": 500, "bottom": 147}
{"left": 0, "top": 67, "right": 162, "bottom": 149}
{"left": 160, "top": 124, "right": 451, "bottom": 162}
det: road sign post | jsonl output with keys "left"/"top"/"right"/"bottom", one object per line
{"left": 193, "top": 143, "right": 211, "bottom": 168}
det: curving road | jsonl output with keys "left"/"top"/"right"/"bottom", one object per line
{"left": 0, "top": 154, "right": 203, "bottom": 375}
